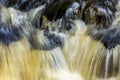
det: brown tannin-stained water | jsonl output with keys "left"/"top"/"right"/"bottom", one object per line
{"left": 62, "top": 17, "right": 120, "bottom": 80}
{"left": 0, "top": 0, "right": 120, "bottom": 80}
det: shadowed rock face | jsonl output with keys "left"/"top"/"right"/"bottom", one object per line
{"left": 88, "top": 27, "right": 120, "bottom": 50}
{"left": 0, "top": 0, "right": 53, "bottom": 11}
{"left": 81, "top": 0, "right": 116, "bottom": 29}
{"left": 0, "top": 0, "right": 120, "bottom": 50}
{"left": 81, "top": 0, "right": 120, "bottom": 50}
{"left": 43, "top": 0, "right": 79, "bottom": 21}
{"left": 0, "top": 3, "right": 65, "bottom": 50}
{"left": 0, "top": 22, "right": 21, "bottom": 45}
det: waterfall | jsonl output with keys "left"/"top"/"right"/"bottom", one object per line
{"left": 0, "top": 0, "right": 120, "bottom": 80}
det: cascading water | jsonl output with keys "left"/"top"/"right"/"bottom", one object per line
{"left": 62, "top": 0, "right": 120, "bottom": 80}
{"left": 0, "top": 0, "right": 120, "bottom": 80}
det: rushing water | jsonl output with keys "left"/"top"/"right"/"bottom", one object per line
{"left": 0, "top": 0, "right": 120, "bottom": 80}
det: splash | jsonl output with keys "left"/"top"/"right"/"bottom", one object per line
{"left": 0, "top": 0, "right": 120, "bottom": 80}
{"left": 62, "top": 18, "right": 120, "bottom": 80}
